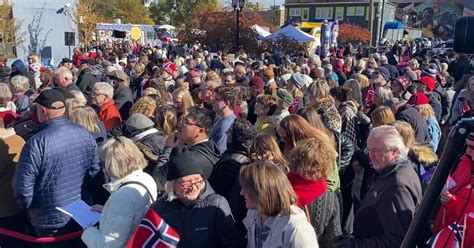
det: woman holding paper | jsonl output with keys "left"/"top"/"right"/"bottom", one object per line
{"left": 81, "top": 137, "right": 157, "bottom": 247}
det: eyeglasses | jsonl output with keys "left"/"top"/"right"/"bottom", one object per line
{"left": 176, "top": 179, "right": 204, "bottom": 189}
{"left": 179, "top": 118, "right": 202, "bottom": 128}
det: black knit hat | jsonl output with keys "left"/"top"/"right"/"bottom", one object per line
{"left": 167, "top": 146, "right": 204, "bottom": 181}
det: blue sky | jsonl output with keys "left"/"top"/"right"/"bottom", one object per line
{"left": 220, "top": 0, "right": 285, "bottom": 9}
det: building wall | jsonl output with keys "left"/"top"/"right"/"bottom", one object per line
{"left": 284, "top": 1, "right": 396, "bottom": 44}
{"left": 258, "top": 7, "right": 285, "bottom": 28}
{"left": 10, "top": 0, "right": 78, "bottom": 66}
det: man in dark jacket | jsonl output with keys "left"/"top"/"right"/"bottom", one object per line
{"left": 379, "top": 55, "right": 399, "bottom": 81}
{"left": 389, "top": 98, "right": 430, "bottom": 145}
{"left": 53, "top": 67, "right": 80, "bottom": 92}
{"left": 153, "top": 106, "right": 221, "bottom": 191}
{"left": 153, "top": 147, "right": 238, "bottom": 248}
{"left": 335, "top": 126, "right": 422, "bottom": 248}
{"left": 76, "top": 59, "right": 99, "bottom": 98}
{"left": 109, "top": 70, "right": 133, "bottom": 120}
{"left": 12, "top": 89, "right": 100, "bottom": 246}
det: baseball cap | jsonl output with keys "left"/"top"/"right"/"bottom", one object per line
{"left": 34, "top": 89, "right": 66, "bottom": 109}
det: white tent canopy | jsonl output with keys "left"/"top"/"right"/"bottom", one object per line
{"left": 265, "top": 25, "right": 317, "bottom": 43}
{"left": 251, "top": 24, "right": 271, "bottom": 38}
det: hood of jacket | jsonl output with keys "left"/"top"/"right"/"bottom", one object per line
{"left": 288, "top": 172, "right": 327, "bottom": 207}
{"left": 409, "top": 144, "right": 438, "bottom": 167}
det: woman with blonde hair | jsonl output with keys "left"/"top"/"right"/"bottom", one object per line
{"left": 250, "top": 134, "right": 288, "bottom": 172}
{"left": 81, "top": 137, "right": 157, "bottom": 248}
{"left": 392, "top": 121, "right": 416, "bottom": 149}
{"left": 69, "top": 105, "right": 107, "bottom": 145}
{"left": 154, "top": 105, "right": 177, "bottom": 137}
{"left": 172, "top": 88, "right": 194, "bottom": 119}
{"left": 65, "top": 98, "right": 85, "bottom": 118}
{"left": 239, "top": 161, "right": 318, "bottom": 248}
{"left": 371, "top": 106, "right": 396, "bottom": 127}
{"left": 306, "top": 80, "right": 342, "bottom": 132}
{"left": 343, "top": 79, "right": 363, "bottom": 108}
{"left": 288, "top": 138, "right": 341, "bottom": 247}
{"left": 129, "top": 96, "right": 157, "bottom": 120}
{"left": 409, "top": 92, "right": 441, "bottom": 151}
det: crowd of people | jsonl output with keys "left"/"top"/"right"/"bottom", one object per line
{"left": 0, "top": 38, "right": 473, "bottom": 248}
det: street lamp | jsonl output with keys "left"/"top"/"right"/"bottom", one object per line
{"left": 232, "top": 0, "right": 245, "bottom": 53}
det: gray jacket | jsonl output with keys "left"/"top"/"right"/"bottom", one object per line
{"left": 152, "top": 182, "right": 238, "bottom": 248}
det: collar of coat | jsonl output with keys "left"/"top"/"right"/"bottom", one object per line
{"left": 376, "top": 157, "right": 410, "bottom": 178}
{"left": 103, "top": 170, "right": 143, "bottom": 193}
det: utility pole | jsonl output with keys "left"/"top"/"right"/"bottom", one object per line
{"left": 369, "top": 0, "right": 374, "bottom": 47}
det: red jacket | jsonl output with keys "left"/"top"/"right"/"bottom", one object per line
{"left": 99, "top": 100, "right": 122, "bottom": 131}
{"left": 432, "top": 155, "right": 474, "bottom": 247}
{"left": 0, "top": 108, "right": 19, "bottom": 127}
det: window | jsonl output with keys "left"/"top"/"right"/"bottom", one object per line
{"left": 315, "top": 7, "right": 333, "bottom": 19}
{"left": 289, "top": 8, "right": 301, "bottom": 17}
{"left": 302, "top": 8, "right": 309, "bottom": 21}
{"left": 347, "top": 7, "right": 355, "bottom": 16}
{"left": 356, "top": 6, "right": 365, "bottom": 16}
{"left": 335, "top": 7, "right": 344, "bottom": 20}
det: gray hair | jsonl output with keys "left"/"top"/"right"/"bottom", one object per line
{"left": 369, "top": 125, "right": 409, "bottom": 159}
{"left": 69, "top": 90, "right": 87, "bottom": 105}
{"left": 11, "top": 75, "right": 30, "bottom": 93}
{"left": 375, "top": 86, "right": 393, "bottom": 103}
{"left": 93, "top": 82, "right": 114, "bottom": 99}
{"left": 165, "top": 181, "right": 178, "bottom": 202}
{"left": 0, "top": 83, "right": 12, "bottom": 101}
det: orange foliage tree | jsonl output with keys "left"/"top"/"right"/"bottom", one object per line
{"left": 179, "top": 8, "right": 270, "bottom": 54}
{"left": 338, "top": 23, "right": 371, "bottom": 45}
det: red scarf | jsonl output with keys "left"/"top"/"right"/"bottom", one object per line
{"left": 288, "top": 172, "right": 327, "bottom": 207}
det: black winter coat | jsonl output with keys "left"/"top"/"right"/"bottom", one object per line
{"left": 208, "top": 150, "right": 249, "bottom": 200}
{"left": 152, "top": 183, "right": 238, "bottom": 248}
{"left": 113, "top": 85, "right": 134, "bottom": 120}
{"left": 352, "top": 158, "right": 422, "bottom": 248}
{"left": 396, "top": 104, "right": 430, "bottom": 145}
{"left": 76, "top": 69, "right": 98, "bottom": 98}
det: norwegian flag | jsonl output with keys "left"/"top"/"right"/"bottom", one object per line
{"left": 427, "top": 222, "right": 464, "bottom": 248}
{"left": 127, "top": 209, "right": 180, "bottom": 248}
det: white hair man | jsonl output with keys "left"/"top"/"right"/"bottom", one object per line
{"left": 12, "top": 89, "right": 100, "bottom": 246}
{"left": 335, "top": 125, "right": 422, "bottom": 247}
{"left": 91, "top": 82, "right": 122, "bottom": 131}
{"left": 54, "top": 67, "right": 79, "bottom": 92}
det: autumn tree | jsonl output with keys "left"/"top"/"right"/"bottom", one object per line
{"left": 75, "top": 0, "right": 105, "bottom": 47}
{"left": 179, "top": 7, "right": 270, "bottom": 55}
{"left": 114, "top": 0, "right": 154, "bottom": 25}
{"left": 0, "top": 0, "right": 24, "bottom": 57}
{"left": 338, "top": 23, "right": 371, "bottom": 45}
{"left": 149, "top": 0, "right": 220, "bottom": 26}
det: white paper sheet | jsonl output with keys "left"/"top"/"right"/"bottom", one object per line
{"left": 56, "top": 199, "right": 100, "bottom": 229}
{"left": 441, "top": 176, "right": 457, "bottom": 193}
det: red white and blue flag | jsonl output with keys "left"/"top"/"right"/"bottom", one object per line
{"left": 428, "top": 222, "right": 464, "bottom": 248}
{"left": 127, "top": 209, "right": 180, "bottom": 248}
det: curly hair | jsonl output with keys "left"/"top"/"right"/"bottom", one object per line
{"left": 214, "top": 85, "right": 241, "bottom": 108}
{"left": 227, "top": 118, "right": 257, "bottom": 155}
{"left": 288, "top": 138, "right": 337, "bottom": 181}
{"left": 130, "top": 96, "right": 157, "bottom": 119}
